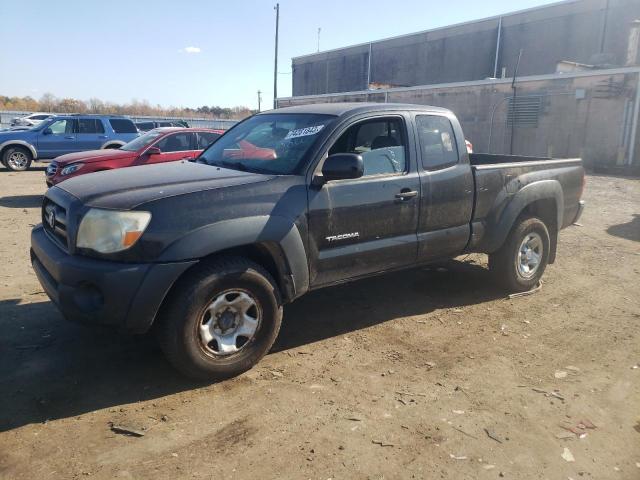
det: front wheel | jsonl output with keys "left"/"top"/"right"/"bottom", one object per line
{"left": 156, "top": 257, "right": 282, "bottom": 380}
{"left": 3, "top": 146, "right": 33, "bottom": 171}
{"left": 489, "top": 216, "right": 550, "bottom": 292}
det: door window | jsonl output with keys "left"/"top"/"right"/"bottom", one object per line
{"left": 77, "top": 119, "right": 105, "bottom": 134}
{"left": 415, "top": 115, "right": 459, "bottom": 170}
{"left": 48, "top": 119, "right": 75, "bottom": 134}
{"left": 328, "top": 117, "right": 406, "bottom": 176}
{"left": 196, "top": 132, "right": 221, "bottom": 149}
{"left": 109, "top": 119, "right": 138, "bottom": 133}
{"left": 156, "top": 132, "right": 193, "bottom": 152}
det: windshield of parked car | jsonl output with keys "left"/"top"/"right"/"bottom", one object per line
{"left": 197, "top": 113, "right": 335, "bottom": 175}
{"left": 120, "top": 130, "right": 164, "bottom": 151}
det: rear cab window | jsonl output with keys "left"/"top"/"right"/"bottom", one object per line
{"left": 415, "top": 115, "right": 459, "bottom": 170}
{"left": 109, "top": 118, "right": 138, "bottom": 134}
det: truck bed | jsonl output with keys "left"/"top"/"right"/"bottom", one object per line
{"left": 467, "top": 153, "right": 584, "bottom": 253}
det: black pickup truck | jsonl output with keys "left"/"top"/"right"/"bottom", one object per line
{"left": 31, "top": 103, "right": 585, "bottom": 379}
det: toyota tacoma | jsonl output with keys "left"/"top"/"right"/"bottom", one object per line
{"left": 31, "top": 103, "right": 585, "bottom": 379}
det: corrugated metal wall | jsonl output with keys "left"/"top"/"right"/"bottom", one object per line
{"left": 292, "top": 0, "right": 640, "bottom": 96}
{"left": 279, "top": 68, "right": 640, "bottom": 169}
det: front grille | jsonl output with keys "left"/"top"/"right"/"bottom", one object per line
{"left": 46, "top": 162, "right": 58, "bottom": 177}
{"left": 43, "top": 198, "right": 69, "bottom": 250}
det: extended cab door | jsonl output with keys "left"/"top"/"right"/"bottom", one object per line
{"left": 414, "top": 113, "right": 473, "bottom": 260}
{"left": 37, "top": 119, "right": 78, "bottom": 158}
{"left": 307, "top": 114, "right": 420, "bottom": 287}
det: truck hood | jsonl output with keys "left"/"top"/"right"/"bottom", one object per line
{"left": 54, "top": 149, "right": 136, "bottom": 166}
{"left": 56, "top": 161, "right": 275, "bottom": 209}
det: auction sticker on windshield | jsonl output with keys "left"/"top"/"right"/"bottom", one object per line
{"left": 285, "top": 125, "right": 325, "bottom": 139}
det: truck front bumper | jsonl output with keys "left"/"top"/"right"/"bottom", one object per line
{"left": 30, "top": 225, "right": 196, "bottom": 333}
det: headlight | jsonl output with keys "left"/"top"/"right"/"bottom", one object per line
{"left": 60, "top": 163, "right": 84, "bottom": 176}
{"left": 76, "top": 208, "right": 151, "bottom": 254}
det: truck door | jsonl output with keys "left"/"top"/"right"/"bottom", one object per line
{"left": 308, "top": 115, "right": 420, "bottom": 287}
{"left": 414, "top": 114, "right": 473, "bottom": 260}
{"left": 37, "top": 119, "right": 78, "bottom": 158}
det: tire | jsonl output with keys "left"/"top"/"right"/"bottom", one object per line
{"left": 3, "top": 146, "right": 33, "bottom": 171}
{"left": 488, "top": 216, "right": 550, "bottom": 292}
{"left": 156, "top": 256, "right": 282, "bottom": 380}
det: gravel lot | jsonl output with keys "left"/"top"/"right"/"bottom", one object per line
{"left": 0, "top": 164, "right": 639, "bottom": 479}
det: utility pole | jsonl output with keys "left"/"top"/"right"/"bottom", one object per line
{"left": 317, "top": 27, "right": 321, "bottom": 52}
{"left": 509, "top": 48, "right": 523, "bottom": 155}
{"left": 257, "top": 90, "right": 262, "bottom": 112}
{"left": 273, "top": 3, "right": 279, "bottom": 109}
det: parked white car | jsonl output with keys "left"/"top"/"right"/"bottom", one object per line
{"left": 10, "top": 112, "right": 52, "bottom": 127}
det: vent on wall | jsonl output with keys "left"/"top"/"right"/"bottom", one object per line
{"left": 507, "top": 96, "right": 542, "bottom": 127}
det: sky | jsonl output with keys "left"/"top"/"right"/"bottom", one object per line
{"left": 0, "top": 0, "right": 561, "bottom": 110}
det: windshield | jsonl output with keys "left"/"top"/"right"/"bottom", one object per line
{"left": 120, "top": 130, "right": 164, "bottom": 151}
{"left": 197, "top": 113, "right": 335, "bottom": 175}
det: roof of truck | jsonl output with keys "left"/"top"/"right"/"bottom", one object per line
{"left": 262, "top": 102, "right": 451, "bottom": 117}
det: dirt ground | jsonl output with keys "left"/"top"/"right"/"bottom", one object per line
{"left": 0, "top": 164, "right": 638, "bottom": 480}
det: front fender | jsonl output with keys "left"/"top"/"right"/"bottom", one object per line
{"left": 0, "top": 139, "right": 38, "bottom": 159}
{"left": 478, "top": 180, "right": 563, "bottom": 253}
{"left": 158, "top": 215, "right": 310, "bottom": 297}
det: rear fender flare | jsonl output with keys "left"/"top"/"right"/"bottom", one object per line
{"left": 159, "top": 215, "right": 309, "bottom": 298}
{"left": 482, "top": 180, "right": 563, "bottom": 253}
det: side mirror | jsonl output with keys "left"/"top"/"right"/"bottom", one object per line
{"left": 320, "top": 153, "right": 364, "bottom": 183}
{"left": 146, "top": 146, "right": 161, "bottom": 156}
{"left": 42, "top": 128, "right": 52, "bottom": 135}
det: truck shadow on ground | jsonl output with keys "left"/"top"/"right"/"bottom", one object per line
{"left": 0, "top": 194, "right": 43, "bottom": 209}
{"left": 606, "top": 214, "right": 640, "bottom": 242}
{"left": 0, "top": 259, "right": 502, "bottom": 432}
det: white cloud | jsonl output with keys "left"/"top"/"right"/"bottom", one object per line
{"left": 182, "top": 46, "right": 202, "bottom": 54}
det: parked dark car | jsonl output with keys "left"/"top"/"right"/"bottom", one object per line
{"left": 46, "top": 128, "right": 224, "bottom": 186}
{"left": 0, "top": 115, "right": 139, "bottom": 171}
{"left": 135, "top": 120, "right": 189, "bottom": 131}
{"left": 31, "top": 103, "right": 585, "bottom": 380}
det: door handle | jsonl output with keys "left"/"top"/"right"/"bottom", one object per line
{"left": 64, "top": 136, "right": 75, "bottom": 139}
{"left": 98, "top": 135, "right": 108, "bottom": 139}
{"left": 395, "top": 189, "right": 418, "bottom": 200}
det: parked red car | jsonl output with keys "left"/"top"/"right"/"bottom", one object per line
{"left": 46, "top": 128, "right": 224, "bottom": 186}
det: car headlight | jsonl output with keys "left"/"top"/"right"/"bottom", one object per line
{"left": 60, "top": 163, "right": 84, "bottom": 176}
{"left": 76, "top": 208, "right": 151, "bottom": 254}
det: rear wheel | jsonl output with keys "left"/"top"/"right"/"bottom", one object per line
{"left": 3, "top": 146, "right": 33, "bottom": 171}
{"left": 489, "top": 216, "right": 550, "bottom": 292}
{"left": 156, "top": 256, "right": 282, "bottom": 380}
